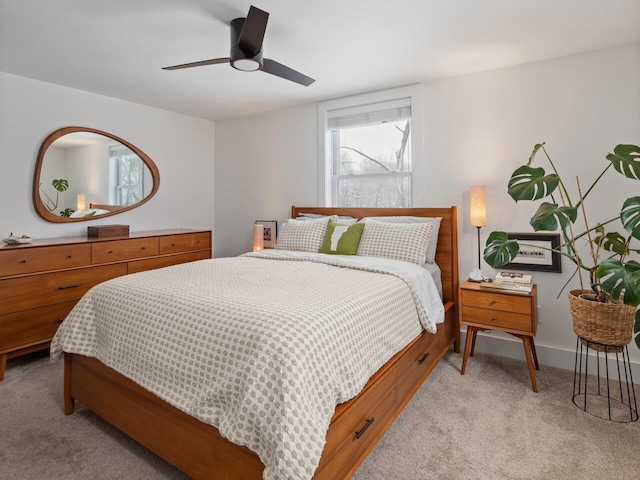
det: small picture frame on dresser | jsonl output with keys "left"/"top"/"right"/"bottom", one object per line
{"left": 256, "top": 220, "right": 277, "bottom": 248}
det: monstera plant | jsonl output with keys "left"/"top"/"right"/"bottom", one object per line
{"left": 483, "top": 143, "right": 640, "bottom": 348}
{"left": 39, "top": 178, "right": 74, "bottom": 217}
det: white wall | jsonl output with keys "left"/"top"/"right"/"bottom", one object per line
{"left": 420, "top": 43, "right": 640, "bottom": 373}
{"left": 215, "top": 103, "right": 318, "bottom": 254}
{"left": 215, "top": 43, "right": 640, "bottom": 374}
{"left": 0, "top": 71, "right": 216, "bottom": 241}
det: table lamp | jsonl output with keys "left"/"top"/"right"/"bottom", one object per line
{"left": 469, "top": 185, "right": 487, "bottom": 281}
{"left": 253, "top": 224, "right": 264, "bottom": 251}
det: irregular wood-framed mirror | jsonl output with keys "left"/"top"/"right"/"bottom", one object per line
{"left": 33, "top": 126, "right": 160, "bottom": 223}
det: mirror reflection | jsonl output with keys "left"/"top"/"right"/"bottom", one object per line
{"left": 33, "top": 127, "right": 160, "bottom": 223}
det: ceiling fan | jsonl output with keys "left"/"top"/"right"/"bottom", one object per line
{"left": 162, "top": 5, "right": 315, "bottom": 86}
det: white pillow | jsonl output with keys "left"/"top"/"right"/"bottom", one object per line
{"left": 275, "top": 216, "right": 334, "bottom": 252}
{"left": 357, "top": 221, "right": 434, "bottom": 265}
{"left": 360, "top": 216, "right": 442, "bottom": 263}
{"left": 296, "top": 213, "right": 357, "bottom": 224}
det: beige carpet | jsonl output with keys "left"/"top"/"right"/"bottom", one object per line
{"left": 1, "top": 349, "right": 638, "bottom": 479}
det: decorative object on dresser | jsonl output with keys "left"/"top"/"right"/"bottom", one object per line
{"left": 2, "top": 233, "right": 33, "bottom": 245}
{"left": 252, "top": 223, "right": 264, "bottom": 251}
{"left": 459, "top": 280, "right": 539, "bottom": 392}
{"left": 87, "top": 224, "right": 130, "bottom": 238}
{"left": 256, "top": 220, "right": 277, "bottom": 248}
{"left": 56, "top": 206, "right": 459, "bottom": 480}
{"left": 0, "top": 229, "right": 211, "bottom": 381}
{"left": 482, "top": 142, "right": 640, "bottom": 352}
{"left": 33, "top": 126, "right": 160, "bottom": 223}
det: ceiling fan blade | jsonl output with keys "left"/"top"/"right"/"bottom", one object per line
{"left": 238, "top": 6, "right": 269, "bottom": 55}
{"left": 262, "top": 58, "right": 315, "bottom": 86}
{"left": 162, "top": 58, "right": 230, "bottom": 70}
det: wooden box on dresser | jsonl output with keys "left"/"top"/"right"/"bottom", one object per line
{"left": 0, "top": 229, "right": 211, "bottom": 380}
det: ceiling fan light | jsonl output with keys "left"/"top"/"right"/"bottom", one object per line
{"left": 232, "top": 58, "right": 260, "bottom": 72}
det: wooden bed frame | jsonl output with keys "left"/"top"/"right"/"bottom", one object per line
{"left": 63, "top": 206, "right": 459, "bottom": 480}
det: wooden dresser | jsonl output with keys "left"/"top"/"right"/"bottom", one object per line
{"left": 0, "top": 229, "right": 211, "bottom": 380}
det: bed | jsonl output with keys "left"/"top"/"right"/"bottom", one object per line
{"left": 54, "top": 206, "right": 459, "bottom": 480}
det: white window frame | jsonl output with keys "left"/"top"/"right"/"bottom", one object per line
{"left": 108, "top": 144, "right": 144, "bottom": 206}
{"left": 317, "top": 85, "right": 424, "bottom": 207}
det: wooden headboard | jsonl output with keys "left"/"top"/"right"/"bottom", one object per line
{"left": 290, "top": 206, "right": 459, "bottom": 305}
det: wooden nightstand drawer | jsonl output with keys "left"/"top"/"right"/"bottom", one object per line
{"left": 462, "top": 289, "right": 531, "bottom": 314}
{"left": 0, "top": 244, "right": 91, "bottom": 277}
{"left": 462, "top": 305, "right": 533, "bottom": 333}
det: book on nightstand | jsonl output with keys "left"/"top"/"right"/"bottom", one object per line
{"left": 495, "top": 271, "right": 532, "bottom": 284}
{"left": 479, "top": 281, "right": 533, "bottom": 293}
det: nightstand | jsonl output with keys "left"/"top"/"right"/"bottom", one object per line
{"left": 459, "top": 281, "right": 539, "bottom": 392}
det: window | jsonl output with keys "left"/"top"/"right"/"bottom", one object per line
{"left": 319, "top": 86, "right": 422, "bottom": 207}
{"left": 109, "top": 145, "right": 143, "bottom": 206}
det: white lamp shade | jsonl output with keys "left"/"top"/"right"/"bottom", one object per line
{"left": 470, "top": 185, "right": 487, "bottom": 227}
{"left": 253, "top": 224, "right": 264, "bottom": 251}
{"left": 77, "top": 194, "right": 86, "bottom": 212}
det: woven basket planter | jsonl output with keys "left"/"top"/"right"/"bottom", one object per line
{"left": 569, "top": 290, "right": 636, "bottom": 352}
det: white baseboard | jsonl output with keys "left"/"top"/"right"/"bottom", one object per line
{"left": 461, "top": 329, "right": 640, "bottom": 381}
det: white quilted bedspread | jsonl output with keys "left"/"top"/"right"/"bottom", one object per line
{"left": 50, "top": 252, "right": 443, "bottom": 480}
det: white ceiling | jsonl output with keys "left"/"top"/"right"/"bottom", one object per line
{"left": 1, "top": 0, "right": 639, "bottom": 122}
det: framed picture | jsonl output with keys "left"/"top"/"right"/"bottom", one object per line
{"left": 256, "top": 220, "right": 277, "bottom": 248}
{"left": 504, "top": 233, "right": 562, "bottom": 273}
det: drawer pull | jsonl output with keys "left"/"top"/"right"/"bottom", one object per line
{"left": 58, "top": 283, "right": 82, "bottom": 290}
{"left": 21, "top": 259, "right": 27, "bottom": 263}
{"left": 108, "top": 250, "right": 114, "bottom": 254}
{"left": 171, "top": 243, "right": 177, "bottom": 247}
{"left": 67, "top": 255, "right": 72, "bottom": 259}
{"left": 492, "top": 316, "right": 498, "bottom": 321}
{"left": 355, "top": 417, "right": 375, "bottom": 439}
{"left": 490, "top": 300, "right": 497, "bottom": 305}
{"left": 56, "top": 318, "right": 65, "bottom": 324}
{"left": 141, "top": 246, "right": 147, "bottom": 250}
{"left": 418, "top": 352, "right": 430, "bottom": 364}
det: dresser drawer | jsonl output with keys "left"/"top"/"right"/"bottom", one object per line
{"left": 316, "top": 365, "right": 398, "bottom": 479}
{"left": 462, "top": 289, "right": 531, "bottom": 315}
{"left": 0, "top": 244, "right": 91, "bottom": 277}
{"left": 462, "top": 305, "right": 533, "bottom": 333}
{"left": 128, "top": 251, "right": 211, "bottom": 274}
{"left": 0, "top": 301, "right": 76, "bottom": 352}
{"left": 0, "top": 264, "right": 127, "bottom": 315}
{"left": 159, "top": 232, "right": 211, "bottom": 255}
{"left": 92, "top": 238, "right": 159, "bottom": 264}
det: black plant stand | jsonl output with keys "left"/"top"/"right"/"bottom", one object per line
{"left": 572, "top": 336, "right": 638, "bottom": 422}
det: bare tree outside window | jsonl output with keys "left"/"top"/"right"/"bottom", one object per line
{"left": 332, "top": 119, "right": 412, "bottom": 207}
{"left": 109, "top": 146, "right": 144, "bottom": 206}
{"left": 117, "top": 155, "right": 143, "bottom": 206}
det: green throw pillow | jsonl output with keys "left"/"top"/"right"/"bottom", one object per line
{"left": 319, "top": 219, "right": 365, "bottom": 255}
